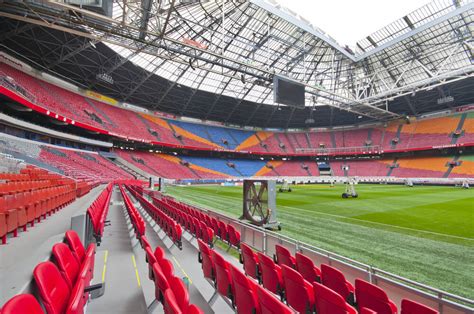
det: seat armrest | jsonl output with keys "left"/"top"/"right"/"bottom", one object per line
{"left": 84, "top": 283, "right": 104, "bottom": 293}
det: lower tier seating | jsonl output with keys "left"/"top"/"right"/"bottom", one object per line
{"left": 0, "top": 230, "right": 99, "bottom": 314}
{"left": 0, "top": 165, "right": 81, "bottom": 245}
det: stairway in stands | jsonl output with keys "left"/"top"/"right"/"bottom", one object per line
{"left": 255, "top": 133, "right": 269, "bottom": 152}
{"left": 302, "top": 162, "right": 312, "bottom": 176}
{"left": 136, "top": 113, "right": 161, "bottom": 141}
{"left": 330, "top": 131, "right": 337, "bottom": 148}
{"left": 443, "top": 155, "right": 461, "bottom": 178}
{"left": 386, "top": 157, "right": 398, "bottom": 176}
{"left": 304, "top": 133, "right": 312, "bottom": 148}
{"left": 274, "top": 133, "right": 287, "bottom": 152}
{"left": 451, "top": 113, "right": 467, "bottom": 144}
{"left": 167, "top": 121, "right": 185, "bottom": 145}
{"left": 84, "top": 98, "right": 116, "bottom": 126}
{"left": 112, "top": 158, "right": 148, "bottom": 180}
{"left": 391, "top": 125, "right": 403, "bottom": 149}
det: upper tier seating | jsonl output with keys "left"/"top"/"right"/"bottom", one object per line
{"left": 3, "top": 63, "right": 472, "bottom": 155}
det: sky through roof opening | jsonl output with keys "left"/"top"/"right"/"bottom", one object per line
{"left": 275, "top": 0, "right": 432, "bottom": 48}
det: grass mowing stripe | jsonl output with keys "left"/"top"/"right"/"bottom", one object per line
{"left": 166, "top": 184, "right": 474, "bottom": 299}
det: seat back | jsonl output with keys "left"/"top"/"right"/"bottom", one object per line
{"left": 145, "top": 246, "right": 157, "bottom": 280}
{"left": 355, "top": 279, "right": 395, "bottom": 314}
{"left": 168, "top": 276, "right": 189, "bottom": 311}
{"left": 275, "top": 244, "right": 295, "bottom": 268}
{"left": 240, "top": 243, "right": 259, "bottom": 279}
{"left": 65, "top": 230, "right": 86, "bottom": 264}
{"left": 256, "top": 284, "right": 293, "bottom": 314}
{"left": 188, "top": 304, "right": 204, "bottom": 314}
{"left": 230, "top": 264, "right": 259, "bottom": 314}
{"left": 152, "top": 262, "right": 170, "bottom": 302}
{"left": 401, "top": 299, "right": 439, "bottom": 314}
{"left": 66, "top": 278, "right": 86, "bottom": 314}
{"left": 257, "top": 252, "right": 283, "bottom": 294}
{"left": 282, "top": 264, "right": 314, "bottom": 313}
{"left": 197, "top": 239, "right": 214, "bottom": 281}
{"left": 163, "top": 289, "right": 182, "bottom": 314}
{"left": 314, "top": 282, "right": 356, "bottom": 314}
{"left": 227, "top": 224, "right": 240, "bottom": 246}
{"left": 1, "top": 294, "right": 44, "bottom": 314}
{"left": 295, "top": 252, "right": 320, "bottom": 284}
{"left": 159, "top": 258, "right": 175, "bottom": 279}
{"left": 52, "top": 243, "right": 80, "bottom": 289}
{"left": 154, "top": 246, "right": 165, "bottom": 262}
{"left": 321, "top": 264, "right": 351, "bottom": 301}
{"left": 212, "top": 250, "right": 233, "bottom": 299}
{"left": 33, "top": 261, "right": 71, "bottom": 314}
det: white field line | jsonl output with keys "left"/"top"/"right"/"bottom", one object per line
{"left": 173, "top": 188, "right": 474, "bottom": 242}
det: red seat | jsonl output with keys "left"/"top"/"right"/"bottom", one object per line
{"left": 52, "top": 243, "right": 91, "bottom": 289}
{"left": 1, "top": 294, "right": 44, "bottom": 314}
{"left": 188, "top": 304, "right": 205, "bottom": 314}
{"left": 275, "top": 244, "right": 296, "bottom": 269}
{"left": 281, "top": 264, "right": 315, "bottom": 313}
{"left": 158, "top": 258, "right": 175, "bottom": 279}
{"left": 152, "top": 262, "right": 170, "bottom": 303}
{"left": 217, "top": 220, "right": 228, "bottom": 240}
{"left": 155, "top": 246, "right": 165, "bottom": 262}
{"left": 197, "top": 239, "right": 215, "bottom": 282}
{"left": 211, "top": 250, "right": 234, "bottom": 301}
{"left": 227, "top": 224, "right": 241, "bottom": 247}
{"left": 33, "top": 261, "right": 86, "bottom": 314}
{"left": 240, "top": 243, "right": 259, "bottom": 280}
{"left": 295, "top": 252, "right": 320, "bottom": 284}
{"left": 64, "top": 230, "right": 95, "bottom": 275}
{"left": 313, "top": 282, "right": 357, "bottom": 314}
{"left": 140, "top": 235, "right": 151, "bottom": 249}
{"left": 401, "top": 299, "right": 438, "bottom": 314}
{"left": 163, "top": 289, "right": 182, "bottom": 314}
{"left": 256, "top": 284, "right": 293, "bottom": 314}
{"left": 355, "top": 279, "right": 397, "bottom": 314}
{"left": 168, "top": 276, "right": 189, "bottom": 311}
{"left": 257, "top": 252, "right": 284, "bottom": 295}
{"left": 0, "top": 209, "right": 7, "bottom": 244}
{"left": 230, "top": 264, "right": 260, "bottom": 314}
{"left": 320, "top": 264, "right": 354, "bottom": 303}
{"left": 145, "top": 246, "right": 158, "bottom": 280}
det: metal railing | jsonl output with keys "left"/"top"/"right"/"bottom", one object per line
{"left": 166, "top": 194, "right": 473, "bottom": 314}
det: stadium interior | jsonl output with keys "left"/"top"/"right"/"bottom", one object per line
{"left": 0, "top": 0, "right": 473, "bottom": 313}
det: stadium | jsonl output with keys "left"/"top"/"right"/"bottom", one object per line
{"left": 0, "top": 0, "right": 473, "bottom": 313}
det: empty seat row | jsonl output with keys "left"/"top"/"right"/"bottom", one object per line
{"left": 146, "top": 190, "right": 240, "bottom": 248}
{"left": 0, "top": 230, "right": 97, "bottom": 314}
{"left": 126, "top": 185, "right": 182, "bottom": 249}
{"left": 1, "top": 182, "right": 76, "bottom": 245}
{"left": 118, "top": 185, "right": 204, "bottom": 314}
{"left": 197, "top": 238, "right": 294, "bottom": 313}
{"left": 119, "top": 185, "right": 145, "bottom": 241}
{"left": 241, "top": 243, "right": 438, "bottom": 314}
{"left": 86, "top": 183, "right": 113, "bottom": 243}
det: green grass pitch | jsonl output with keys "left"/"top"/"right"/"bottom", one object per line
{"left": 165, "top": 183, "right": 474, "bottom": 299}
